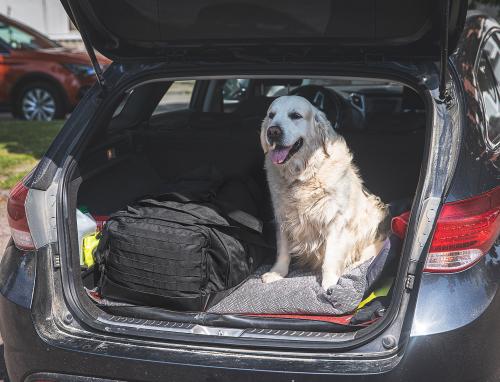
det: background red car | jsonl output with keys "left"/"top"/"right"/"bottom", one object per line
{"left": 0, "top": 14, "right": 109, "bottom": 120}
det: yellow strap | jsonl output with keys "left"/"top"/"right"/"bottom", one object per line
{"left": 356, "top": 278, "right": 393, "bottom": 310}
{"left": 82, "top": 234, "right": 100, "bottom": 268}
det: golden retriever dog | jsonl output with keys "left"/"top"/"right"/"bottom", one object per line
{"left": 260, "top": 95, "right": 390, "bottom": 291}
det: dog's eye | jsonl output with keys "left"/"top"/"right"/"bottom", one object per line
{"left": 289, "top": 112, "right": 302, "bottom": 120}
{"left": 268, "top": 112, "right": 276, "bottom": 119}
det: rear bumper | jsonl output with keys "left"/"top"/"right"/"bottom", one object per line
{"left": 0, "top": 291, "right": 403, "bottom": 382}
{"left": 1, "top": 244, "right": 499, "bottom": 381}
{"left": 2, "top": 292, "right": 499, "bottom": 382}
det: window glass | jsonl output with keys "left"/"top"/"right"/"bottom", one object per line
{"left": 0, "top": 40, "right": 8, "bottom": 53}
{"left": 153, "top": 81, "right": 195, "bottom": 115}
{"left": 223, "top": 79, "right": 250, "bottom": 103}
{"left": 478, "top": 35, "right": 500, "bottom": 147}
{"left": 265, "top": 78, "right": 398, "bottom": 97}
{"left": 0, "top": 21, "right": 58, "bottom": 50}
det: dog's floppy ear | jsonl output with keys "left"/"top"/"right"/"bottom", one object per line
{"left": 313, "top": 108, "right": 333, "bottom": 157}
{"left": 260, "top": 117, "right": 270, "bottom": 154}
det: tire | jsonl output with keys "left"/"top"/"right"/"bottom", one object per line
{"left": 13, "top": 81, "right": 66, "bottom": 121}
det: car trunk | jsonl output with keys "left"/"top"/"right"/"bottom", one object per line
{"left": 64, "top": 75, "right": 428, "bottom": 342}
{"left": 55, "top": 0, "right": 465, "bottom": 348}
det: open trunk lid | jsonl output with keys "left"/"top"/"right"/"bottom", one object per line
{"left": 61, "top": 0, "right": 467, "bottom": 63}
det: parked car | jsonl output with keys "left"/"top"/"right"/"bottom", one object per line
{"left": 0, "top": 13, "right": 110, "bottom": 120}
{"left": 1, "top": 1, "right": 500, "bottom": 381}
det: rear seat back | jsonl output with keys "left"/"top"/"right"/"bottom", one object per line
{"left": 340, "top": 113, "right": 425, "bottom": 202}
{"left": 143, "top": 110, "right": 425, "bottom": 204}
{"left": 144, "top": 112, "right": 266, "bottom": 185}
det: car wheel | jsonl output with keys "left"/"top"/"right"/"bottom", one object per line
{"left": 14, "top": 81, "right": 66, "bottom": 121}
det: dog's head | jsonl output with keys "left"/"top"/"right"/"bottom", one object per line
{"left": 260, "top": 95, "right": 335, "bottom": 169}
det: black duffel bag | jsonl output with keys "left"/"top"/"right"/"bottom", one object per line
{"left": 95, "top": 178, "right": 274, "bottom": 311}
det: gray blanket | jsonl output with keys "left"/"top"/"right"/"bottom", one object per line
{"left": 209, "top": 260, "right": 372, "bottom": 316}
{"left": 209, "top": 235, "right": 401, "bottom": 316}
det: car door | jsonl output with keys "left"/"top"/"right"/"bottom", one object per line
{"left": 0, "top": 40, "right": 10, "bottom": 104}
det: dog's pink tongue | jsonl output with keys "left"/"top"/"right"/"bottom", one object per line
{"left": 270, "top": 146, "right": 292, "bottom": 164}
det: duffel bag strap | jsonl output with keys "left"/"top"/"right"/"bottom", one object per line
{"left": 94, "top": 224, "right": 111, "bottom": 290}
{"left": 140, "top": 192, "right": 264, "bottom": 234}
{"left": 215, "top": 200, "right": 263, "bottom": 233}
{"left": 94, "top": 226, "right": 110, "bottom": 265}
{"left": 219, "top": 225, "right": 275, "bottom": 249}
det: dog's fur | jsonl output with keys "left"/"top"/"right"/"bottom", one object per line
{"left": 260, "top": 96, "right": 389, "bottom": 290}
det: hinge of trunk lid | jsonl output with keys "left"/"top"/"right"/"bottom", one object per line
{"left": 439, "top": 0, "right": 451, "bottom": 101}
{"left": 66, "top": 1, "right": 106, "bottom": 90}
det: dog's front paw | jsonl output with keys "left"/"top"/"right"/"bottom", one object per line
{"left": 261, "top": 271, "right": 284, "bottom": 284}
{"left": 321, "top": 274, "right": 340, "bottom": 292}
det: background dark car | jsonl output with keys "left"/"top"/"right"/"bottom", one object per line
{"left": 0, "top": 1, "right": 499, "bottom": 381}
{"left": 0, "top": 14, "right": 110, "bottom": 121}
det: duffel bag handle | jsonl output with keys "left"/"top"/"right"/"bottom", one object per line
{"left": 140, "top": 192, "right": 263, "bottom": 234}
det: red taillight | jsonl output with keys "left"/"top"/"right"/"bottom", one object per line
{"left": 391, "top": 186, "right": 500, "bottom": 273}
{"left": 7, "top": 180, "right": 35, "bottom": 250}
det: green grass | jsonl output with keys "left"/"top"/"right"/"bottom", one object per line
{"left": 0, "top": 120, "right": 63, "bottom": 190}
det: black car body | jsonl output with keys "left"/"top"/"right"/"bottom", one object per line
{"left": 1, "top": 1, "right": 499, "bottom": 381}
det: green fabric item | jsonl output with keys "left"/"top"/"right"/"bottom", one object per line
{"left": 78, "top": 205, "right": 90, "bottom": 214}
{"left": 357, "top": 277, "right": 393, "bottom": 309}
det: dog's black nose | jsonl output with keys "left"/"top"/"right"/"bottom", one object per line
{"left": 267, "top": 125, "right": 283, "bottom": 142}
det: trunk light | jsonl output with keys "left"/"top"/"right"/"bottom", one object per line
{"left": 7, "top": 180, "right": 35, "bottom": 250}
{"left": 391, "top": 186, "right": 500, "bottom": 273}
